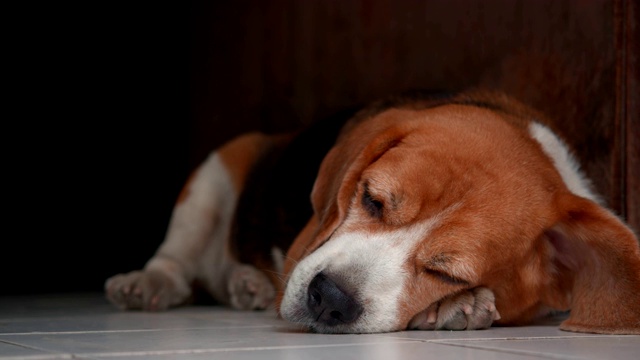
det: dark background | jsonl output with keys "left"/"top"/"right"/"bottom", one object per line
{"left": 4, "top": 0, "right": 638, "bottom": 296}
{"left": 5, "top": 2, "right": 192, "bottom": 295}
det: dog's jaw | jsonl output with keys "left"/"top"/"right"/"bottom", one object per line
{"left": 280, "top": 217, "right": 441, "bottom": 333}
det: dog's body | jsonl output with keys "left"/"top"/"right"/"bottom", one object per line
{"left": 106, "top": 90, "right": 640, "bottom": 335}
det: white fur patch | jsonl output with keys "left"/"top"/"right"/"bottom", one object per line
{"left": 148, "top": 153, "right": 238, "bottom": 300}
{"left": 528, "top": 122, "right": 602, "bottom": 204}
{"left": 280, "top": 217, "right": 440, "bottom": 333}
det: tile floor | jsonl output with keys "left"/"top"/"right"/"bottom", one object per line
{"left": 0, "top": 293, "right": 638, "bottom": 359}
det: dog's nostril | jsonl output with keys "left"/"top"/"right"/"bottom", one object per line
{"left": 309, "top": 289, "right": 322, "bottom": 306}
{"left": 307, "top": 272, "right": 363, "bottom": 326}
{"left": 330, "top": 310, "right": 342, "bottom": 320}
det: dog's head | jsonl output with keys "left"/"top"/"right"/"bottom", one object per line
{"left": 278, "top": 92, "right": 640, "bottom": 335}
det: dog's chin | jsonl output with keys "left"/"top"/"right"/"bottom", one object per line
{"left": 306, "top": 323, "right": 393, "bottom": 334}
{"left": 313, "top": 321, "right": 409, "bottom": 334}
{"left": 282, "top": 314, "right": 361, "bottom": 334}
{"left": 284, "top": 312, "right": 405, "bottom": 334}
{"left": 308, "top": 324, "right": 357, "bottom": 334}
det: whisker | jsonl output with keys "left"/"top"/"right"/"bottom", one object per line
{"left": 263, "top": 269, "right": 289, "bottom": 285}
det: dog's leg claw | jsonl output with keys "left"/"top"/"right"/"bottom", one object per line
{"left": 409, "top": 287, "right": 500, "bottom": 330}
{"left": 227, "top": 265, "right": 275, "bottom": 310}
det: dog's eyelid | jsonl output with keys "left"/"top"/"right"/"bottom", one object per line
{"left": 420, "top": 253, "right": 471, "bottom": 286}
{"left": 423, "top": 267, "right": 469, "bottom": 286}
{"left": 362, "top": 183, "right": 384, "bottom": 218}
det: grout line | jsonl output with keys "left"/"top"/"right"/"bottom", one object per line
{"left": 72, "top": 340, "right": 421, "bottom": 358}
{"left": 427, "top": 334, "right": 640, "bottom": 342}
{"left": 431, "top": 341, "right": 586, "bottom": 360}
{"left": 379, "top": 333, "right": 639, "bottom": 342}
{"left": 0, "top": 325, "right": 276, "bottom": 336}
{"left": 0, "top": 356, "right": 74, "bottom": 360}
{"left": 0, "top": 339, "right": 73, "bottom": 360}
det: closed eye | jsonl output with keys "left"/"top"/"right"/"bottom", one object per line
{"left": 362, "top": 185, "right": 384, "bottom": 218}
{"left": 424, "top": 268, "right": 469, "bottom": 286}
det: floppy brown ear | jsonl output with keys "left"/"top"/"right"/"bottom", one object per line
{"left": 311, "top": 126, "right": 407, "bottom": 241}
{"left": 546, "top": 193, "right": 640, "bottom": 334}
{"left": 283, "top": 122, "right": 408, "bottom": 275}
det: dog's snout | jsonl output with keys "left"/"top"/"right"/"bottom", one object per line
{"left": 307, "top": 272, "right": 363, "bottom": 326}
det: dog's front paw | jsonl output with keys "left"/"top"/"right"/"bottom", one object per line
{"left": 227, "top": 265, "right": 275, "bottom": 310}
{"left": 409, "top": 287, "right": 500, "bottom": 330}
{"left": 105, "top": 269, "right": 191, "bottom": 311}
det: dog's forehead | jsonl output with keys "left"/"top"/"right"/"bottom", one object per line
{"left": 366, "top": 107, "right": 529, "bottom": 177}
{"left": 359, "top": 105, "right": 562, "bottom": 241}
{"left": 368, "top": 134, "right": 549, "bottom": 203}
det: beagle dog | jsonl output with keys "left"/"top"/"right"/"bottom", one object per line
{"left": 105, "top": 90, "right": 640, "bottom": 335}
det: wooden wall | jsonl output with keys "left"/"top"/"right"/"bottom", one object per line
{"left": 9, "top": 0, "right": 636, "bottom": 296}
{"left": 189, "top": 0, "right": 639, "bottom": 231}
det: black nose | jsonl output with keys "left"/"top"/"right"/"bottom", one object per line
{"left": 307, "top": 272, "right": 363, "bottom": 326}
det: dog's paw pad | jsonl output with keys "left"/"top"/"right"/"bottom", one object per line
{"left": 228, "top": 265, "right": 275, "bottom": 310}
{"left": 436, "top": 291, "right": 476, "bottom": 330}
{"left": 466, "top": 287, "right": 501, "bottom": 329}
{"left": 409, "top": 287, "right": 499, "bottom": 331}
{"left": 105, "top": 269, "right": 191, "bottom": 311}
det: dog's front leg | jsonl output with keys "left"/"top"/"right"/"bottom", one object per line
{"left": 105, "top": 151, "right": 239, "bottom": 310}
{"left": 105, "top": 133, "right": 280, "bottom": 311}
{"left": 409, "top": 287, "right": 500, "bottom": 330}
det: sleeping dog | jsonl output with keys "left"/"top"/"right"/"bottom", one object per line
{"left": 105, "top": 90, "right": 640, "bottom": 335}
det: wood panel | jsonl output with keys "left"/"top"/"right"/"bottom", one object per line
{"left": 614, "top": 0, "right": 639, "bottom": 231}
{"left": 189, "top": 0, "right": 637, "bottom": 230}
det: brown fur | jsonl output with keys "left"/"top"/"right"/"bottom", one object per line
{"left": 217, "top": 132, "right": 285, "bottom": 193}
{"left": 280, "top": 92, "right": 640, "bottom": 334}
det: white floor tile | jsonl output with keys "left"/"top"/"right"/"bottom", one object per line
{"left": 1, "top": 293, "right": 638, "bottom": 360}
{"left": 1, "top": 327, "right": 421, "bottom": 358}
{"left": 89, "top": 341, "right": 546, "bottom": 360}
{"left": 0, "top": 341, "right": 64, "bottom": 360}
{"left": 378, "top": 325, "right": 602, "bottom": 342}
{"left": 439, "top": 337, "right": 640, "bottom": 360}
